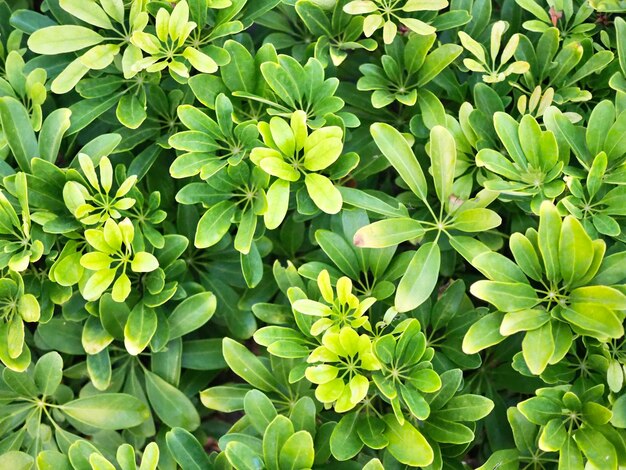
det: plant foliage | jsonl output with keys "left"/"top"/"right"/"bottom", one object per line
{"left": 0, "top": 0, "right": 625, "bottom": 468}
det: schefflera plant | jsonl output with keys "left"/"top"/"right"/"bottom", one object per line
{"left": 212, "top": 390, "right": 318, "bottom": 470}
{"left": 79, "top": 217, "right": 159, "bottom": 302}
{"left": 357, "top": 33, "right": 462, "bottom": 109}
{"left": 0, "top": 51, "right": 47, "bottom": 131}
{"left": 169, "top": 93, "right": 260, "bottom": 182}
{"left": 0, "top": 270, "right": 40, "bottom": 371}
{"left": 276, "top": 270, "right": 383, "bottom": 413}
{"left": 176, "top": 162, "right": 268, "bottom": 254}
{"left": 476, "top": 112, "right": 565, "bottom": 214}
{"left": 463, "top": 200, "right": 626, "bottom": 375}
{"left": 250, "top": 110, "right": 358, "bottom": 228}
{"left": 458, "top": 20, "right": 529, "bottom": 84}
{"left": 253, "top": 269, "right": 493, "bottom": 467}
{"left": 130, "top": 0, "right": 219, "bottom": 81}
{"left": 343, "top": 0, "right": 447, "bottom": 43}
{"left": 63, "top": 154, "right": 137, "bottom": 225}
{"left": 0, "top": 172, "right": 45, "bottom": 272}
{"left": 0, "top": 351, "right": 151, "bottom": 458}
{"left": 26, "top": 0, "right": 150, "bottom": 94}
{"left": 515, "top": 384, "right": 625, "bottom": 468}
{"left": 353, "top": 123, "right": 501, "bottom": 314}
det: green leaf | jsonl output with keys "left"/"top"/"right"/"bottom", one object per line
{"left": 500, "top": 309, "right": 550, "bottom": 335}
{"left": 476, "top": 449, "right": 520, "bottom": 470}
{"left": 264, "top": 415, "right": 294, "bottom": 469}
{"left": 475, "top": 149, "right": 519, "bottom": 179}
{"left": 116, "top": 94, "right": 147, "bottom": 129}
{"left": 472, "top": 251, "right": 528, "bottom": 283}
{"left": 194, "top": 201, "right": 236, "bottom": 248}
{"left": 101, "top": 0, "right": 124, "bottom": 23}
{"left": 559, "top": 437, "right": 584, "bottom": 470}
{"left": 82, "top": 268, "right": 116, "bottom": 302}
{"left": 559, "top": 216, "right": 593, "bottom": 287}
{"left": 538, "top": 201, "right": 562, "bottom": 282}
{"left": 608, "top": 359, "right": 624, "bottom": 393}
{"left": 370, "top": 123, "right": 428, "bottom": 201}
{"left": 39, "top": 108, "right": 72, "bottom": 163}
{"left": 418, "top": 44, "right": 463, "bottom": 86}
{"left": 395, "top": 242, "right": 440, "bottom": 312}
{"left": 611, "top": 394, "right": 626, "bottom": 428}
{"left": 383, "top": 414, "right": 434, "bottom": 466}
{"left": 605, "top": 111, "right": 626, "bottom": 161}
{"left": 296, "top": 1, "right": 333, "bottom": 36}
{"left": 315, "top": 230, "right": 360, "bottom": 278}
{"left": 518, "top": 114, "right": 542, "bottom": 168}
{"left": 0, "top": 97, "right": 37, "bottom": 172}
{"left": 168, "top": 292, "right": 216, "bottom": 339}
{"left": 330, "top": 412, "right": 363, "bottom": 461}
{"left": 124, "top": 303, "right": 158, "bottom": 356}
{"left": 357, "top": 415, "right": 389, "bottom": 449}
{"left": 562, "top": 303, "right": 624, "bottom": 338}
{"left": 87, "top": 349, "right": 111, "bottom": 391}
{"left": 166, "top": 427, "right": 212, "bottom": 470}
{"left": 34, "top": 351, "right": 63, "bottom": 396}
{"left": 3, "top": 367, "right": 38, "bottom": 397}
{"left": 506, "top": 407, "right": 537, "bottom": 454}
{"left": 224, "top": 442, "right": 263, "bottom": 470}
{"left": 418, "top": 89, "right": 446, "bottom": 129}
{"left": 515, "top": 0, "right": 550, "bottom": 21}
{"left": 289, "top": 397, "right": 316, "bottom": 436}
{"left": 510, "top": 233, "right": 543, "bottom": 281}
{"left": 362, "top": 458, "right": 385, "bottom": 470}
{"left": 241, "top": 241, "right": 263, "bottom": 288}
{"left": 462, "top": 311, "right": 506, "bottom": 353}
{"left": 265, "top": 179, "right": 290, "bottom": 230}
{"left": 0, "top": 452, "right": 34, "bottom": 470}
{"left": 437, "top": 394, "right": 494, "bottom": 422}
{"left": 36, "top": 451, "right": 71, "bottom": 470}
{"left": 279, "top": 431, "right": 315, "bottom": 470}
{"left": 353, "top": 218, "right": 424, "bottom": 248}
{"left": 59, "top": 0, "right": 114, "bottom": 29}
{"left": 540, "top": 419, "right": 567, "bottom": 453}
{"left": 522, "top": 322, "right": 554, "bottom": 375}
{"left": 422, "top": 417, "right": 475, "bottom": 444}
{"left": 617, "top": 17, "right": 626, "bottom": 74}
{"left": 401, "top": 384, "right": 430, "bottom": 419}
{"left": 52, "top": 57, "right": 90, "bottom": 94}
{"left": 67, "top": 95, "right": 119, "bottom": 134}
{"left": 220, "top": 41, "right": 255, "bottom": 93}
{"left": 28, "top": 25, "right": 104, "bottom": 54}
{"left": 450, "top": 208, "right": 501, "bottom": 232}
{"left": 61, "top": 393, "right": 149, "bottom": 429}
{"left": 304, "top": 173, "right": 342, "bottom": 214}
{"left": 339, "top": 187, "right": 409, "bottom": 218}
{"left": 517, "top": 396, "right": 561, "bottom": 425}
{"left": 493, "top": 112, "right": 526, "bottom": 168}
{"left": 574, "top": 428, "right": 617, "bottom": 469}
{"left": 592, "top": 251, "right": 626, "bottom": 285}
{"left": 569, "top": 286, "right": 626, "bottom": 309}
{"left": 200, "top": 386, "right": 247, "bottom": 412}
{"left": 222, "top": 338, "right": 281, "bottom": 392}
{"left": 131, "top": 252, "right": 159, "bottom": 273}
{"left": 145, "top": 370, "right": 200, "bottom": 431}
{"left": 260, "top": 61, "right": 301, "bottom": 109}
{"left": 244, "top": 389, "right": 277, "bottom": 434}
{"left": 429, "top": 125, "right": 456, "bottom": 205}
{"left": 470, "top": 281, "right": 538, "bottom": 311}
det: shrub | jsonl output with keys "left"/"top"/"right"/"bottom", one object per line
{"left": 0, "top": 0, "right": 625, "bottom": 468}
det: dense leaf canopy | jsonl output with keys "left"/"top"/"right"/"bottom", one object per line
{"left": 0, "top": 0, "right": 626, "bottom": 468}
